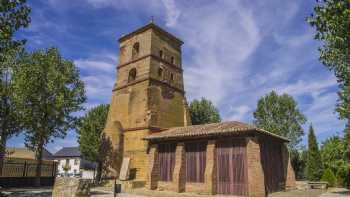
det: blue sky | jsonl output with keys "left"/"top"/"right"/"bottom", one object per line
{"left": 8, "top": 0, "right": 347, "bottom": 153}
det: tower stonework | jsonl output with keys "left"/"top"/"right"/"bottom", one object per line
{"left": 103, "top": 23, "right": 191, "bottom": 184}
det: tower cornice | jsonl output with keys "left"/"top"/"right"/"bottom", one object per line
{"left": 112, "top": 76, "right": 185, "bottom": 95}
{"left": 118, "top": 23, "right": 184, "bottom": 45}
{"left": 117, "top": 54, "right": 183, "bottom": 72}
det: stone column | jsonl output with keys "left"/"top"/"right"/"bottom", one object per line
{"left": 246, "top": 137, "right": 265, "bottom": 197}
{"left": 204, "top": 140, "right": 216, "bottom": 195}
{"left": 147, "top": 144, "right": 159, "bottom": 190}
{"left": 172, "top": 142, "right": 186, "bottom": 192}
{"left": 281, "top": 144, "right": 296, "bottom": 190}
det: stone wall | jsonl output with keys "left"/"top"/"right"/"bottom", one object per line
{"left": 52, "top": 177, "right": 90, "bottom": 197}
{"left": 103, "top": 24, "right": 188, "bottom": 181}
{"left": 247, "top": 137, "right": 266, "bottom": 197}
{"left": 148, "top": 136, "right": 294, "bottom": 196}
{"left": 281, "top": 144, "right": 296, "bottom": 190}
{"left": 203, "top": 140, "right": 216, "bottom": 195}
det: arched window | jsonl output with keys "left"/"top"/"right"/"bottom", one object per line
{"left": 159, "top": 50, "right": 163, "bottom": 59}
{"left": 132, "top": 42, "right": 140, "bottom": 59}
{"left": 170, "top": 56, "right": 174, "bottom": 64}
{"left": 158, "top": 68, "right": 164, "bottom": 78}
{"left": 170, "top": 73, "right": 174, "bottom": 81}
{"left": 128, "top": 68, "right": 137, "bottom": 82}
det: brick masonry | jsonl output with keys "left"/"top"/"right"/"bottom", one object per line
{"left": 281, "top": 144, "right": 296, "bottom": 190}
{"left": 203, "top": 140, "right": 216, "bottom": 195}
{"left": 148, "top": 136, "right": 296, "bottom": 196}
{"left": 171, "top": 143, "right": 186, "bottom": 192}
{"left": 246, "top": 137, "right": 266, "bottom": 197}
{"left": 147, "top": 144, "right": 159, "bottom": 190}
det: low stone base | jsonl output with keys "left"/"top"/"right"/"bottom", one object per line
{"left": 118, "top": 180, "right": 146, "bottom": 192}
{"left": 52, "top": 177, "right": 91, "bottom": 197}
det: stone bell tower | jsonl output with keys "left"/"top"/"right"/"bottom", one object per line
{"left": 103, "top": 22, "right": 191, "bottom": 184}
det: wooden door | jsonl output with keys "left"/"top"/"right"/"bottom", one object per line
{"left": 216, "top": 139, "right": 248, "bottom": 196}
{"left": 260, "top": 141, "right": 284, "bottom": 193}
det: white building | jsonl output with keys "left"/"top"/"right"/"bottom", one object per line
{"left": 53, "top": 147, "right": 96, "bottom": 179}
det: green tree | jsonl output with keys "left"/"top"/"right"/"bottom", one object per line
{"left": 308, "top": 0, "right": 350, "bottom": 121}
{"left": 0, "top": 0, "right": 31, "bottom": 50}
{"left": 307, "top": 125, "right": 324, "bottom": 181}
{"left": 189, "top": 98, "right": 221, "bottom": 125}
{"left": 321, "top": 168, "right": 336, "bottom": 187}
{"left": 12, "top": 48, "right": 86, "bottom": 186}
{"left": 343, "top": 123, "right": 350, "bottom": 160}
{"left": 253, "top": 91, "right": 307, "bottom": 150}
{"left": 0, "top": 0, "right": 30, "bottom": 175}
{"left": 321, "top": 136, "right": 344, "bottom": 172}
{"left": 291, "top": 149, "right": 308, "bottom": 180}
{"left": 0, "top": 47, "right": 24, "bottom": 175}
{"left": 77, "top": 104, "right": 109, "bottom": 183}
{"left": 336, "top": 163, "right": 350, "bottom": 188}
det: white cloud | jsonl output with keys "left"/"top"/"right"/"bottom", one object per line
{"left": 74, "top": 53, "right": 117, "bottom": 107}
{"left": 225, "top": 105, "right": 251, "bottom": 122}
{"left": 75, "top": 59, "right": 115, "bottom": 72}
{"left": 161, "top": 0, "right": 181, "bottom": 27}
{"left": 170, "top": 1, "right": 262, "bottom": 105}
{"left": 276, "top": 77, "right": 337, "bottom": 97}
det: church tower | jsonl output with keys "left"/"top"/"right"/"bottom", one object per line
{"left": 103, "top": 22, "right": 191, "bottom": 183}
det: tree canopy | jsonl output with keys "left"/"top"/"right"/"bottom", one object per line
{"left": 308, "top": 0, "right": 350, "bottom": 121}
{"left": 0, "top": 0, "right": 30, "bottom": 176}
{"left": 0, "top": 46, "right": 24, "bottom": 175}
{"left": 189, "top": 98, "right": 221, "bottom": 125}
{"left": 77, "top": 104, "right": 109, "bottom": 182}
{"left": 253, "top": 91, "right": 307, "bottom": 150}
{"left": 321, "top": 136, "right": 344, "bottom": 172}
{"left": 12, "top": 47, "right": 86, "bottom": 185}
{"left": 0, "top": 0, "right": 31, "bottom": 50}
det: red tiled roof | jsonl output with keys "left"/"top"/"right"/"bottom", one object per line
{"left": 144, "top": 121, "right": 289, "bottom": 142}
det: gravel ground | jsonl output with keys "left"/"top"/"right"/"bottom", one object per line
{"left": 1, "top": 187, "right": 349, "bottom": 197}
{"left": 319, "top": 188, "right": 350, "bottom": 197}
{"left": 0, "top": 187, "right": 143, "bottom": 197}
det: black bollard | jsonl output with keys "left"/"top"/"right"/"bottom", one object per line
{"left": 114, "top": 179, "right": 121, "bottom": 197}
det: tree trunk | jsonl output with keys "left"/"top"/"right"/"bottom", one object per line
{"left": 95, "top": 161, "right": 102, "bottom": 183}
{"left": 0, "top": 135, "right": 7, "bottom": 176}
{"left": 35, "top": 141, "right": 43, "bottom": 187}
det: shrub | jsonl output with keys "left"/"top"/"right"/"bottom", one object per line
{"left": 336, "top": 164, "right": 350, "bottom": 188}
{"left": 321, "top": 168, "right": 336, "bottom": 187}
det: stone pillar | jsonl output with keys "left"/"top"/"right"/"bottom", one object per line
{"left": 52, "top": 177, "right": 91, "bottom": 197}
{"left": 147, "top": 144, "right": 159, "bottom": 190}
{"left": 204, "top": 140, "right": 216, "bottom": 195}
{"left": 172, "top": 142, "right": 186, "bottom": 192}
{"left": 246, "top": 137, "right": 265, "bottom": 197}
{"left": 281, "top": 144, "right": 296, "bottom": 190}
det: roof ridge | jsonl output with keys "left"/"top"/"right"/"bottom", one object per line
{"left": 166, "top": 120, "right": 252, "bottom": 130}
{"left": 144, "top": 121, "right": 289, "bottom": 142}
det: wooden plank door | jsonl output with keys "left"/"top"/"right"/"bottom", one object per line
{"left": 260, "top": 141, "right": 284, "bottom": 193}
{"left": 216, "top": 139, "right": 248, "bottom": 196}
